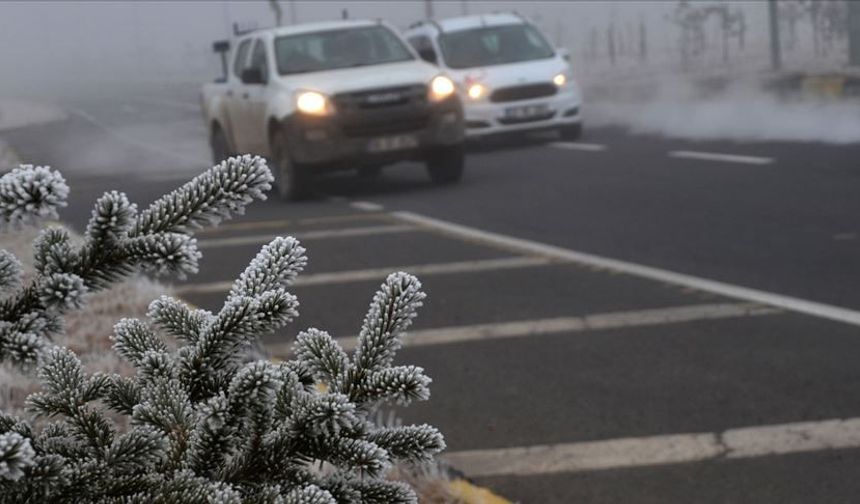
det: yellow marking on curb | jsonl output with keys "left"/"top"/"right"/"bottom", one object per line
{"left": 447, "top": 479, "right": 512, "bottom": 504}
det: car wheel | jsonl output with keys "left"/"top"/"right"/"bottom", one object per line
{"left": 426, "top": 144, "right": 465, "bottom": 185}
{"left": 559, "top": 123, "right": 583, "bottom": 141}
{"left": 210, "top": 126, "right": 231, "bottom": 165}
{"left": 271, "top": 130, "right": 314, "bottom": 201}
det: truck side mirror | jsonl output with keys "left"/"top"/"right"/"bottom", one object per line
{"left": 556, "top": 47, "right": 570, "bottom": 62}
{"left": 213, "top": 40, "right": 230, "bottom": 53}
{"left": 241, "top": 68, "right": 265, "bottom": 85}
{"left": 418, "top": 47, "right": 438, "bottom": 65}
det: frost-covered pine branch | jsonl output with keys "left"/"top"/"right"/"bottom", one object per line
{"left": 0, "top": 156, "right": 272, "bottom": 367}
{"left": 0, "top": 165, "right": 68, "bottom": 230}
{"left": 1, "top": 234, "right": 444, "bottom": 502}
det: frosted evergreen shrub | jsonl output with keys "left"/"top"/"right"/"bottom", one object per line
{"left": 0, "top": 158, "right": 444, "bottom": 502}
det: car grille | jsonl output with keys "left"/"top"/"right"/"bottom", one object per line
{"left": 341, "top": 115, "right": 430, "bottom": 137}
{"left": 490, "top": 83, "right": 557, "bottom": 103}
{"left": 497, "top": 111, "right": 556, "bottom": 125}
{"left": 334, "top": 84, "right": 427, "bottom": 110}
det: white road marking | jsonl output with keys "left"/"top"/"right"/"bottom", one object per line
{"left": 197, "top": 224, "right": 417, "bottom": 249}
{"left": 549, "top": 141, "right": 608, "bottom": 152}
{"left": 393, "top": 211, "right": 860, "bottom": 327}
{"left": 445, "top": 417, "right": 860, "bottom": 477}
{"left": 669, "top": 150, "right": 774, "bottom": 165}
{"left": 175, "top": 256, "right": 549, "bottom": 295}
{"left": 351, "top": 201, "right": 385, "bottom": 212}
{"left": 196, "top": 214, "right": 390, "bottom": 235}
{"left": 267, "top": 302, "right": 776, "bottom": 355}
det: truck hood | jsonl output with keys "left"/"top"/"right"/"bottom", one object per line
{"left": 279, "top": 60, "right": 442, "bottom": 94}
{"left": 446, "top": 57, "right": 569, "bottom": 89}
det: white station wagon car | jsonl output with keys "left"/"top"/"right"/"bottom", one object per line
{"left": 404, "top": 13, "right": 582, "bottom": 140}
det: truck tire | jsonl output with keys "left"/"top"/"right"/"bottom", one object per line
{"left": 426, "top": 144, "right": 465, "bottom": 185}
{"left": 210, "top": 126, "right": 231, "bottom": 165}
{"left": 271, "top": 130, "right": 314, "bottom": 201}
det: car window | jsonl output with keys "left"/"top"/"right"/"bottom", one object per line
{"left": 250, "top": 39, "right": 268, "bottom": 83}
{"left": 275, "top": 25, "right": 414, "bottom": 75}
{"left": 439, "top": 24, "right": 555, "bottom": 69}
{"left": 233, "top": 39, "right": 252, "bottom": 78}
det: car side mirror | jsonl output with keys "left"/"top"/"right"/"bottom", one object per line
{"left": 241, "top": 68, "right": 265, "bottom": 85}
{"left": 556, "top": 47, "right": 570, "bottom": 62}
{"left": 418, "top": 47, "right": 438, "bottom": 65}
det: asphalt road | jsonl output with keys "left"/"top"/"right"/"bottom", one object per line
{"left": 5, "top": 89, "right": 860, "bottom": 503}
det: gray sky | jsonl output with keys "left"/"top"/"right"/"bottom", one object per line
{"left": 0, "top": 1, "right": 777, "bottom": 99}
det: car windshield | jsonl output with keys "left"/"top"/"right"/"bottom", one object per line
{"left": 439, "top": 24, "right": 555, "bottom": 69}
{"left": 275, "top": 25, "right": 414, "bottom": 75}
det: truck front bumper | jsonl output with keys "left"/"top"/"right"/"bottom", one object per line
{"left": 281, "top": 97, "right": 463, "bottom": 169}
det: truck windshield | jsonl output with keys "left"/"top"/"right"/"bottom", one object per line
{"left": 439, "top": 24, "right": 555, "bottom": 69}
{"left": 275, "top": 25, "right": 414, "bottom": 75}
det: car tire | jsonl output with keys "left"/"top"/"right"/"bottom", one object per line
{"left": 559, "top": 123, "right": 583, "bottom": 141}
{"left": 210, "top": 126, "right": 231, "bottom": 165}
{"left": 271, "top": 130, "right": 314, "bottom": 201}
{"left": 426, "top": 144, "right": 465, "bottom": 185}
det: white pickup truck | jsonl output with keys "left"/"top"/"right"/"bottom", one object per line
{"left": 201, "top": 20, "right": 465, "bottom": 200}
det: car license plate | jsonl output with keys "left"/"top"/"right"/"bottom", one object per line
{"left": 367, "top": 134, "right": 418, "bottom": 153}
{"left": 504, "top": 104, "right": 550, "bottom": 119}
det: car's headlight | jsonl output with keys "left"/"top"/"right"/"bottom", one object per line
{"left": 467, "top": 82, "right": 486, "bottom": 100}
{"left": 296, "top": 90, "right": 333, "bottom": 116}
{"left": 553, "top": 73, "right": 567, "bottom": 87}
{"left": 429, "top": 75, "right": 455, "bottom": 102}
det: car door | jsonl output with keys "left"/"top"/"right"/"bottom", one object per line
{"left": 228, "top": 38, "right": 253, "bottom": 153}
{"left": 242, "top": 38, "right": 271, "bottom": 156}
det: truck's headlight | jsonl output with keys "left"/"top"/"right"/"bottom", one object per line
{"left": 296, "top": 91, "right": 333, "bottom": 116}
{"left": 429, "top": 75, "right": 455, "bottom": 102}
{"left": 467, "top": 82, "right": 486, "bottom": 100}
{"left": 553, "top": 73, "right": 567, "bottom": 87}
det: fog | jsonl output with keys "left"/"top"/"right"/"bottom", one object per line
{"left": 1, "top": 1, "right": 858, "bottom": 144}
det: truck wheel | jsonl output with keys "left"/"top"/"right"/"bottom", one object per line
{"left": 426, "top": 145, "right": 465, "bottom": 185}
{"left": 272, "top": 131, "right": 314, "bottom": 201}
{"left": 559, "top": 123, "right": 583, "bottom": 141}
{"left": 211, "top": 127, "right": 231, "bottom": 165}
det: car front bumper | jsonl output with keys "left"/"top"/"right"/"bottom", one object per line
{"left": 281, "top": 97, "right": 464, "bottom": 169}
{"left": 462, "top": 85, "right": 582, "bottom": 138}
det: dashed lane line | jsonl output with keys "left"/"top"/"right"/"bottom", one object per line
{"left": 266, "top": 302, "right": 777, "bottom": 356}
{"left": 669, "top": 150, "right": 774, "bottom": 165}
{"left": 197, "top": 224, "right": 417, "bottom": 249}
{"left": 393, "top": 211, "right": 860, "bottom": 327}
{"left": 174, "top": 256, "right": 550, "bottom": 295}
{"left": 351, "top": 201, "right": 385, "bottom": 212}
{"left": 549, "top": 141, "right": 608, "bottom": 152}
{"left": 445, "top": 417, "right": 860, "bottom": 478}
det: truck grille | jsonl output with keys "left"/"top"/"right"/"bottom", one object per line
{"left": 490, "top": 83, "right": 557, "bottom": 103}
{"left": 334, "top": 84, "right": 427, "bottom": 110}
{"left": 341, "top": 115, "right": 430, "bottom": 137}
